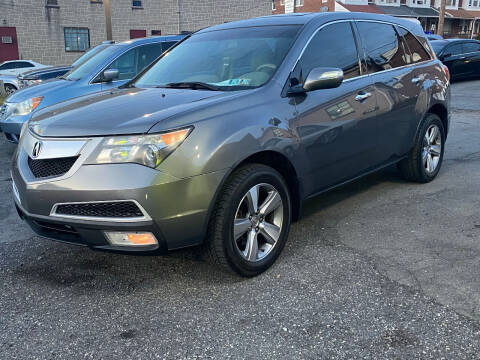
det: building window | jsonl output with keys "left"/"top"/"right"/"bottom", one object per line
{"left": 377, "top": 0, "right": 399, "bottom": 4}
{"left": 152, "top": 30, "right": 162, "bottom": 36}
{"left": 295, "top": 0, "right": 304, "bottom": 6}
{"left": 280, "top": 0, "right": 285, "bottom": 5}
{"left": 272, "top": 0, "right": 276, "bottom": 10}
{"left": 411, "top": 0, "right": 424, "bottom": 5}
{"left": 64, "top": 28, "right": 90, "bottom": 52}
{"left": 446, "top": 0, "right": 457, "bottom": 6}
{"left": 132, "top": 0, "right": 143, "bottom": 8}
{"left": 468, "top": 0, "right": 479, "bottom": 7}
{"left": 45, "top": 0, "right": 59, "bottom": 7}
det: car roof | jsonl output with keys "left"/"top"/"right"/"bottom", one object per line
{"left": 116, "top": 34, "right": 186, "bottom": 46}
{"left": 197, "top": 12, "right": 423, "bottom": 35}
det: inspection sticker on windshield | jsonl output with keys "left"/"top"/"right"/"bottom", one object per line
{"left": 214, "top": 79, "right": 251, "bottom": 86}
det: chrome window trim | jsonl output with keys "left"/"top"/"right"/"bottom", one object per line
{"left": 290, "top": 18, "right": 436, "bottom": 85}
{"left": 50, "top": 199, "right": 152, "bottom": 222}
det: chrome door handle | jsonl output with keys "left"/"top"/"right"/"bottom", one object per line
{"left": 412, "top": 77, "right": 421, "bottom": 84}
{"left": 355, "top": 92, "right": 372, "bottom": 102}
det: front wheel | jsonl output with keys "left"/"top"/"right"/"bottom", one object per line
{"left": 398, "top": 113, "right": 445, "bottom": 183}
{"left": 4, "top": 84, "right": 16, "bottom": 96}
{"left": 205, "top": 164, "right": 292, "bottom": 277}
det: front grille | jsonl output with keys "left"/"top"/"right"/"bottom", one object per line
{"left": 28, "top": 156, "right": 78, "bottom": 178}
{"left": 55, "top": 201, "right": 144, "bottom": 218}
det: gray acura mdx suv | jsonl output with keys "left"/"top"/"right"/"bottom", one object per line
{"left": 12, "top": 13, "right": 450, "bottom": 277}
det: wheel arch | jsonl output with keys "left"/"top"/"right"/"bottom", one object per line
{"left": 202, "top": 150, "right": 303, "bottom": 245}
{"left": 427, "top": 103, "right": 449, "bottom": 139}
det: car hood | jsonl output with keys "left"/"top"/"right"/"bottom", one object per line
{"left": 5, "top": 79, "right": 69, "bottom": 103}
{"left": 18, "top": 66, "right": 71, "bottom": 79}
{"left": 29, "top": 87, "right": 246, "bottom": 137}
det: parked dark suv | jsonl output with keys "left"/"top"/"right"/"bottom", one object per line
{"left": 12, "top": 13, "right": 450, "bottom": 277}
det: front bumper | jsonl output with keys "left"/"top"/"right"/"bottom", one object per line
{"left": 15, "top": 201, "right": 165, "bottom": 254}
{"left": 0, "top": 113, "right": 29, "bottom": 143}
{"left": 12, "top": 134, "right": 227, "bottom": 252}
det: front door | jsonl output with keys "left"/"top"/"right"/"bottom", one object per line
{"left": 290, "top": 21, "right": 378, "bottom": 192}
{"left": 0, "top": 27, "right": 19, "bottom": 62}
{"left": 442, "top": 43, "right": 469, "bottom": 78}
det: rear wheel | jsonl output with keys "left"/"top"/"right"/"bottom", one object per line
{"left": 205, "top": 164, "right": 291, "bottom": 277}
{"left": 398, "top": 113, "right": 445, "bottom": 183}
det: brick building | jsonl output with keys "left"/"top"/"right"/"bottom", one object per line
{"left": 0, "top": 0, "right": 271, "bottom": 65}
{"left": 271, "top": 0, "right": 480, "bottom": 38}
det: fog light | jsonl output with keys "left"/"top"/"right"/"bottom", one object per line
{"left": 105, "top": 231, "right": 158, "bottom": 246}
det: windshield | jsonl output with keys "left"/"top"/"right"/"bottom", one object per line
{"left": 71, "top": 44, "right": 109, "bottom": 67}
{"left": 63, "top": 45, "right": 120, "bottom": 81}
{"left": 135, "top": 26, "right": 301, "bottom": 90}
{"left": 430, "top": 41, "right": 447, "bottom": 55}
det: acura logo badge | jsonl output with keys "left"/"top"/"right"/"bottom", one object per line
{"left": 32, "top": 141, "right": 42, "bottom": 158}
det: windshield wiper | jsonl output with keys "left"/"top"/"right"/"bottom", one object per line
{"left": 161, "top": 82, "right": 221, "bottom": 91}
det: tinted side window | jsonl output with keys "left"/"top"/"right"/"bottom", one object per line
{"left": 137, "top": 43, "right": 164, "bottom": 72}
{"left": 15, "top": 61, "right": 35, "bottom": 68}
{"left": 464, "top": 42, "right": 480, "bottom": 53}
{"left": 108, "top": 48, "right": 137, "bottom": 80}
{"left": 296, "top": 22, "right": 361, "bottom": 81}
{"left": 0, "top": 63, "right": 15, "bottom": 70}
{"left": 162, "top": 41, "right": 177, "bottom": 52}
{"left": 357, "top": 22, "right": 409, "bottom": 73}
{"left": 106, "top": 44, "right": 164, "bottom": 80}
{"left": 396, "top": 27, "right": 430, "bottom": 63}
{"left": 446, "top": 44, "right": 463, "bottom": 56}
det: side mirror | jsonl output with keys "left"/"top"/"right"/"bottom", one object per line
{"left": 102, "top": 69, "right": 119, "bottom": 82}
{"left": 441, "top": 53, "right": 451, "bottom": 60}
{"left": 288, "top": 67, "right": 344, "bottom": 95}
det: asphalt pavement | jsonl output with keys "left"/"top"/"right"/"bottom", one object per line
{"left": 0, "top": 80, "right": 479, "bottom": 359}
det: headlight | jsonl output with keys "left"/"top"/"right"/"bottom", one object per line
{"left": 86, "top": 127, "right": 192, "bottom": 168}
{"left": 12, "top": 97, "right": 43, "bottom": 116}
{"left": 27, "top": 79, "right": 42, "bottom": 86}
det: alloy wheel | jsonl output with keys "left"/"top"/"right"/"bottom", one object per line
{"left": 233, "top": 183, "right": 283, "bottom": 262}
{"left": 422, "top": 124, "right": 442, "bottom": 174}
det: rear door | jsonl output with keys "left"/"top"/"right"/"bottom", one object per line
{"left": 356, "top": 21, "right": 418, "bottom": 163}
{"left": 291, "top": 21, "right": 378, "bottom": 191}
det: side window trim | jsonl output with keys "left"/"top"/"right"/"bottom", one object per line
{"left": 90, "top": 42, "right": 153, "bottom": 84}
{"left": 290, "top": 20, "right": 363, "bottom": 78}
{"left": 352, "top": 19, "right": 433, "bottom": 77}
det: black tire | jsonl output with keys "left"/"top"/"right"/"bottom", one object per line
{"left": 205, "top": 164, "right": 292, "bottom": 277}
{"left": 4, "top": 84, "right": 16, "bottom": 96}
{"left": 398, "top": 113, "right": 445, "bottom": 183}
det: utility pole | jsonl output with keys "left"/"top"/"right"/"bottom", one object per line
{"left": 104, "top": 0, "right": 113, "bottom": 40}
{"left": 437, "top": 0, "right": 446, "bottom": 36}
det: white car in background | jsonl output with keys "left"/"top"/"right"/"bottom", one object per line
{"left": 0, "top": 74, "right": 20, "bottom": 96}
{"left": 0, "top": 60, "right": 48, "bottom": 76}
